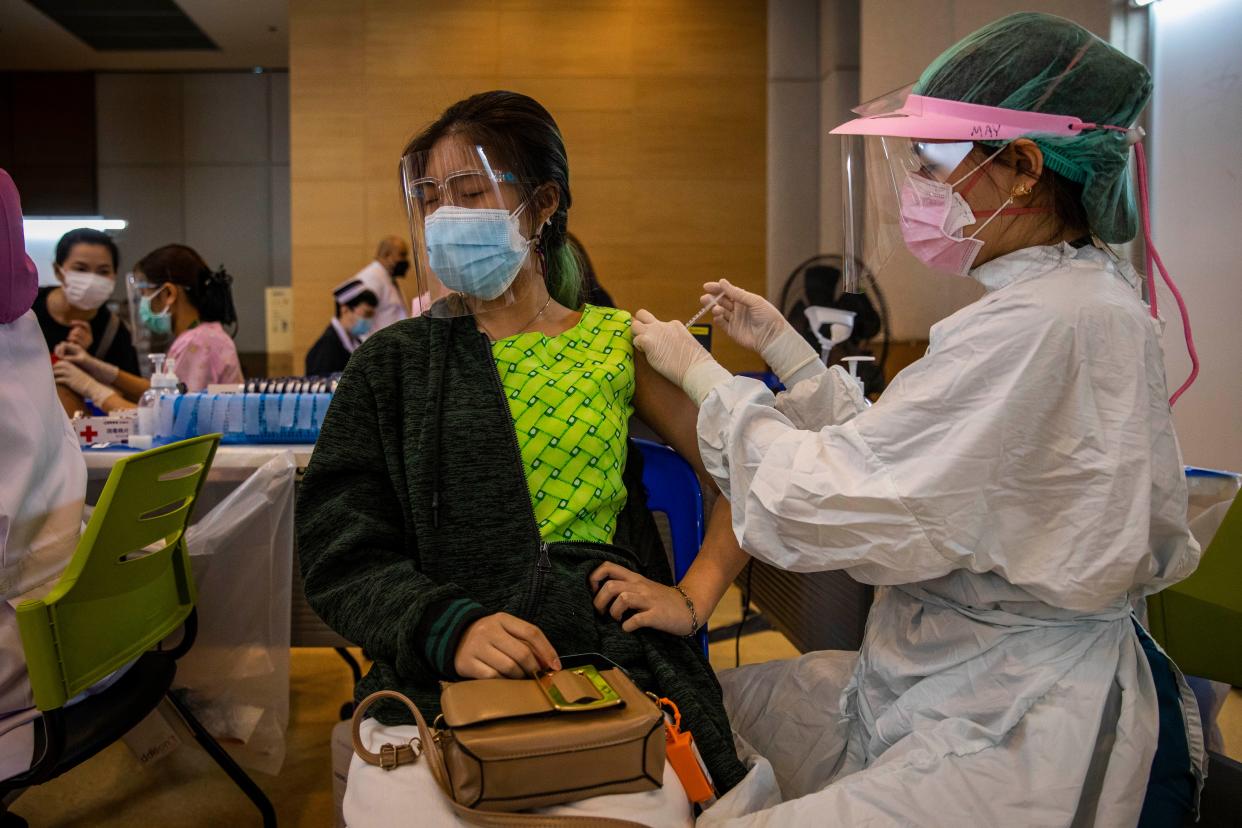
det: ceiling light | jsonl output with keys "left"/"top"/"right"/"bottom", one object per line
{"left": 23, "top": 217, "right": 127, "bottom": 241}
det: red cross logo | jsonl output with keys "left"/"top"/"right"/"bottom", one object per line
{"left": 80, "top": 426, "right": 98, "bottom": 443}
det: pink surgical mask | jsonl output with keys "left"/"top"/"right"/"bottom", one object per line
{"left": 899, "top": 148, "right": 1046, "bottom": 277}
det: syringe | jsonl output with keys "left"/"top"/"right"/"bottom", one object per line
{"left": 686, "top": 293, "right": 723, "bottom": 327}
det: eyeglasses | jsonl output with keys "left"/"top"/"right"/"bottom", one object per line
{"left": 407, "top": 169, "right": 525, "bottom": 210}
{"left": 909, "top": 140, "right": 976, "bottom": 182}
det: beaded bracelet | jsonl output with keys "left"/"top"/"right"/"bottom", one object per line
{"left": 673, "top": 584, "right": 700, "bottom": 637}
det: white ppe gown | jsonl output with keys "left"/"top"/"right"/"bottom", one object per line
{"left": 0, "top": 311, "right": 86, "bottom": 780}
{"left": 696, "top": 243, "right": 1204, "bottom": 827}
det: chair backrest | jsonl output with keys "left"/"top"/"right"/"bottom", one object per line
{"left": 737, "top": 371, "right": 785, "bottom": 392}
{"left": 17, "top": 435, "right": 220, "bottom": 711}
{"left": 1146, "top": 469, "right": 1242, "bottom": 686}
{"left": 634, "top": 439, "right": 708, "bottom": 654}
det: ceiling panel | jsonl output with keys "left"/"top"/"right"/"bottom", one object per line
{"left": 0, "top": 0, "right": 287, "bottom": 69}
{"left": 25, "top": 0, "right": 218, "bottom": 51}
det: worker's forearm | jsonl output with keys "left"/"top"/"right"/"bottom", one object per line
{"left": 678, "top": 496, "right": 750, "bottom": 621}
{"left": 103, "top": 392, "right": 135, "bottom": 411}
{"left": 111, "top": 369, "right": 150, "bottom": 402}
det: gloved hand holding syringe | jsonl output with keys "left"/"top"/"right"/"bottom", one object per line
{"left": 683, "top": 279, "right": 829, "bottom": 389}
{"left": 685, "top": 292, "right": 723, "bottom": 327}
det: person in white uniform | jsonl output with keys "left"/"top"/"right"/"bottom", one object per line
{"left": 351, "top": 236, "right": 412, "bottom": 333}
{"left": 0, "top": 169, "right": 87, "bottom": 783}
{"left": 588, "top": 13, "right": 1204, "bottom": 827}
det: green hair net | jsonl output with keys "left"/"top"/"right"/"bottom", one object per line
{"left": 913, "top": 12, "right": 1151, "bottom": 243}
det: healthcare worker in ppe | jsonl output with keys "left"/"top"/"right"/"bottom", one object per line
{"left": 54, "top": 243, "right": 244, "bottom": 407}
{"left": 0, "top": 170, "right": 87, "bottom": 781}
{"left": 590, "top": 13, "right": 1204, "bottom": 827}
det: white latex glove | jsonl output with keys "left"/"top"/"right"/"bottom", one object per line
{"left": 54, "top": 341, "right": 119, "bottom": 384}
{"left": 53, "top": 360, "right": 118, "bottom": 407}
{"left": 703, "top": 278, "right": 823, "bottom": 387}
{"left": 632, "top": 309, "right": 732, "bottom": 405}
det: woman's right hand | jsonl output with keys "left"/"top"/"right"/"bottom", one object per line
{"left": 66, "top": 319, "right": 93, "bottom": 350}
{"left": 453, "top": 612, "right": 561, "bottom": 679}
{"left": 54, "top": 341, "right": 119, "bottom": 384}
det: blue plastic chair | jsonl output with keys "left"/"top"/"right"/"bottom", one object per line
{"left": 737, "top": 370, "right": 785, "bottom": 392}
{"left": 634, "top": 438, "right": 709, "bottom": 655}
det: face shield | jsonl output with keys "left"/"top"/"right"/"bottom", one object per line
{"left": 833, "top": 85, "right": 1090, "bottom": 289}
{"left": 126, "top": 271, "right": 173, "bottom": 361}
{"left": 400, "top": 142, "right": 542, "bottom": 319}
{"left": 840, "top": 134, "right": 990, "bottom": 287}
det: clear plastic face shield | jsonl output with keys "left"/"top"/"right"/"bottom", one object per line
{"left": 400, "top": 140, "right": 543, "bottom": 318}
{"left": 841, "top": 134, "right": 981, "bottom": 288}
{"left": 126, "top": 270, "right": 174, "bottom": 358}
{"left": 834, "top": 84, "right": 1091, "bottom": 288}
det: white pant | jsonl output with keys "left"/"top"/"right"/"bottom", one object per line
{"left": 345, "top": 717, "right": 695, "bottom": 827}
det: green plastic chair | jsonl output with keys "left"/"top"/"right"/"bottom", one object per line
{"left": 1146, "top": 488, "right": 1242, "bottom": 687}
{"left": 0, "top": 435, "right": 275, "bottom": 827}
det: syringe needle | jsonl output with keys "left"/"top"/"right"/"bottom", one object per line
{"left": 686, "top": 293, "right": 722, "bottom": 327}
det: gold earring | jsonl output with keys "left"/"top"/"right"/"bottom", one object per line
{"left": 1012, "top": 182, "right": 1032, "bottom": 197}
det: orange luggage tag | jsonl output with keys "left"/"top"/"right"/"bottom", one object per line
{"left": 656, "top": 697, "right": 716, "bottom": 806}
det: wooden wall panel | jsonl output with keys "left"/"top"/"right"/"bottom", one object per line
{"left": 290, "top": 0, "right": 767, "bottom": 372}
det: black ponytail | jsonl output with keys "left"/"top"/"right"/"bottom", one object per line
{"left": 135, "top": 244, "right": 239, "bottom": 335}
{"left": 192, "top": 266, "right": 238, "bottom": 327}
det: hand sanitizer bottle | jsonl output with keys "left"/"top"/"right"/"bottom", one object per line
{"left": 135, "top": 354, "right": 181, "bottom": 441}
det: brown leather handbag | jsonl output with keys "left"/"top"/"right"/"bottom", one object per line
{"left": 351, "top": 662, "right": 666, "bottom": 827}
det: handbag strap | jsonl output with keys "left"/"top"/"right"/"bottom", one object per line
{"left": 93, "top": 312, "right": 120, "bottom": 360}
{"left": 351, "top": 690, "right": 651, "bottom": 828}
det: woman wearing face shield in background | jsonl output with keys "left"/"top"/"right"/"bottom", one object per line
{"left": 53, "top": 243, "right": 243, "bottom": 408}
{"left": 296, "top": 91, "right": 749, "bottom": 826}
{"left": 605, "top": 13, "right": 1204, "bottom": 827}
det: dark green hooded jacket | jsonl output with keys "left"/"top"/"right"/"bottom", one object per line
{"left": 296, "top": 313, "right": 746, "bottom": 791}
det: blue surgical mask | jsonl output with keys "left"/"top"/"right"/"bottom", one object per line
{"left": 350, "top": 316, "right": 373, "bottom": 338}
{"left": 139, "top": 290, "right": 172, "bottom": 336}
{"left": 423, "top": 204, "right": 531, "bottom": 300}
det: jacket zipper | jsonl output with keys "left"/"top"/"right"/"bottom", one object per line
{"left": 528, "top": 541, "right": 551, "bottom": 619}
{"left": 480, "top": 331, "right": 551, "bottom": 619}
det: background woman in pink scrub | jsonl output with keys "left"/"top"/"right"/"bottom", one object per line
{"left": 54, "top": 243, "right": 243, "bottom": 407}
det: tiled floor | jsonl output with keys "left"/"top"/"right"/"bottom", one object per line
{"left": 7, "top": 588, "right": 1239, "bottom": 827}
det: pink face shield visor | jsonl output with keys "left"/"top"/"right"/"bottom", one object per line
{"left": 830, "top": 86, "right": 1198, "bottom": 406}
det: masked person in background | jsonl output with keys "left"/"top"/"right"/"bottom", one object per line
{"left": 32, "top": 228, "right": 139, "bottom": 378}
{"left": 592, "top": 13, "right": 1203, "bottom": 827}
{"left": 0, "top": 170, "right": 87, "bottom": 782}
{"left": 352, "top": 235, "right": 412, "bottom": 333}
{"left": 304, "top": 278, "right": 378, "bottom": 376}
{"left": 54, "top": 243, "right": 243, "bottom": 408}
{"left": 298, "top": 90, "right": 749, "bottom": 827}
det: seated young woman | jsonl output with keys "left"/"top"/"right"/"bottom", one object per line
{"left": 295, "top": 91, "right": 748, "bottom": 825}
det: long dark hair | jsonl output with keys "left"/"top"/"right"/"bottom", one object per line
{"left": 136, "top": 243, "right": 238, "bottom": 328}
{"left": 55, "top": 228, "right": 119, "bottom": 271}
{"left": 404, "top": 90, "right": 583, "bottom": 308}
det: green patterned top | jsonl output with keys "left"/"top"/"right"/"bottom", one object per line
{"left": 492, "top": 304, "right": 635, "bottom": 544}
